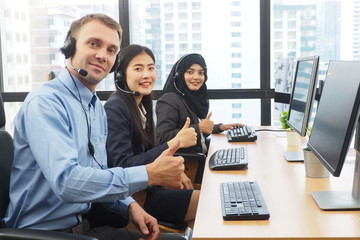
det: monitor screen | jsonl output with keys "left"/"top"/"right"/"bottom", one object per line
{"left": 308, "top": 61, "right": 360, "bottom": 177}
{"left": 307, "top": 61, "right": 360, "bottom": 210}
{"left": 287, "top": 56, "right": 319, "bottom": 137}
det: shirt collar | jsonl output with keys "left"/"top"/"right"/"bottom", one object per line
{"left": 138, "top": 103, "right": 147, "bottom": 129}
{"left": 58, "top": 69, "right": 96, "bottom": 107}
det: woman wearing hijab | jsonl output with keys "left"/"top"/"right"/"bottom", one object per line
{"left": 156, "top": 53, "right": 243, "bottom": 155}
{"left": 105, "top": 45, "right": 199, "bottom": 229}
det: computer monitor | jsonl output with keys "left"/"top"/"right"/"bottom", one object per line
{"left": 307, "top": 60, "right": 360, "bottom": 210}
{"left": 283, "top": 56, "right": 319, "bottom": 162}
{"left": 287, "top": 56, "right": 319, "bottom": 136}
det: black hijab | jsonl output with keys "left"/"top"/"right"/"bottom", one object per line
{"left": 163, "top": 53, "right": 209, "bottom": 119}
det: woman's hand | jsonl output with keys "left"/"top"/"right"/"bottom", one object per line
{"left": 199, "top": 112, "right": 214, "bottom": 134}
{"left": 219, "top": 123, "right": 244, "bottom": 131}
{"left": 168, "top": 117, "right": 197, "bottom": 148}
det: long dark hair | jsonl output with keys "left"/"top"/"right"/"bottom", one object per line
{"left": 113, "top": 44, "right": 156, "bottom": 150}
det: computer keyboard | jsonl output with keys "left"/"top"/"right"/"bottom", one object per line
{"left": 209, "top": 147, "right": 248, "bottom": 170}
{"left": 220, "top": 181, "right": 270, "bottom": 220}
{"left": 227, "top": 125, "right": 257, "bottom": 142}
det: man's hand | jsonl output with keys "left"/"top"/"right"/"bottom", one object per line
{"left": 146, "top": 140, "right": 184, "bottom": 189}
{"left": 180, "top": 172, "right": 194, "bottom": 189}
{"left": 128, "top": 202, "right": 160, "bottom": 240}
{"left": 199, "top": 112, "right": 214, "bottom": 134}
{"left": 168, "top": 117, "right": 197, "bottom": 148}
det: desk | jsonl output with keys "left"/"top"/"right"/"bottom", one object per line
{"left": 192, "top": 129, "right": 360, "bottom": 240}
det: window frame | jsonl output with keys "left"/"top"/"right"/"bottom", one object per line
{"left": 0, "top": 0, "right": 273, "bottom": 126}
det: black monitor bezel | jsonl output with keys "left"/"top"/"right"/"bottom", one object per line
{"left": 307, "top": 60, "right": 360, "bottom": 177}
{"left": 287, "top": 56, "right": 319, "bottom": 137}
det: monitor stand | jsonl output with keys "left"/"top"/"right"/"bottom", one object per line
{"left": 284, "top": 151, "right": 304, "bottom": 162}
{"left": 311, "top": 124, "right": 360, "bottom": 210}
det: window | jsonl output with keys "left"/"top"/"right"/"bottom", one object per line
{"left": 165, "top": 23, "right": 174, "bottom": 31}
{"left": 232, "top": 73, "right": 241, "bottom": 78}
{"left": 178, "top": 2, "right": 187, "bottom": 10}
{"left": 192, "top": 22, "right": 201, "bottom": 31}
{"left": 164, "top": 2, "right": 173, "bottom": 10}
{"left": 164, "top": 13, "right": 173, "bottom": 21}
{"left": 178, "top": 12, "right": 187, "bottom": 19}
{"left": 2, "top": 0, "right": 262, "bottom": 130}
{"left": 231, "top": 1, "right": 241, "bottom": 7}
{"left": 192, "top": 2, "right": 201, "bottom": 10}
{"left": 179, "top": 43, "right": 188, "bottom": 51}
{"left": 232, "top": 103, "right": 242, "bottom": 108}
{"left": 178, "top": 33, "right": 188, "bottom": 41}
{"left": 232, "top": 63, "right": 241, "bottom": 68}
{"left": 192, "top": 12, "right": 201, "bottom": 20}
{"left": 231, "top": 42, "right": 241, "bottom": 48}
{"left": 165, "top": 43, "right": 175, "bottom": 51}
{"left": 232, "top": 113, "right": 242, "bottom": 118}
{"left": 232, "top": 83, "right": 242, "bottom": 88}
{"left": 192, "top": 32, "right": 201, "bottom": 41}
{"left": 231, "top": 22, "right": 241, "bottom": 27}
{"left": 192, "top": 43, "right": 201, "bottom": 51}
{"left": 271, "top": 1, "right": 346, "bottom": 126}
{"left": 179, "top": 23, "right": 188, "bottom": 31}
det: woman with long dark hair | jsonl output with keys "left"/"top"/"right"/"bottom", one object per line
{"left": 105, "top": 45, "right": 199, "bottom": 228}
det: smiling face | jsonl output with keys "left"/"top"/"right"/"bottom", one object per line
{"left": 69, "top": 19, "right": 120, "bottom": 92}
{"left": 125, "top": 52, "right": 156, "bottom": 102}
{"left": 184, "top": 63, "right": 205, "bottom": 91}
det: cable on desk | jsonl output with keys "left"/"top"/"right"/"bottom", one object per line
{"left": 255, "top": 129, "right": 287, "bottom": 132}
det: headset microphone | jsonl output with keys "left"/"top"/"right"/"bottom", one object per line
{"left": 66, "top": 60, "right": 88, "bottom": 77}
{"left": 115, "top": 82, "right": 140, "bottom": 96}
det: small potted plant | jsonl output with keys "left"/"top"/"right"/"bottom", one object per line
{"left": 280, "top": 111, "right": 299, "bottom": 146}
{"left": 280, "top": 111, "right": 290, "bottom": 130}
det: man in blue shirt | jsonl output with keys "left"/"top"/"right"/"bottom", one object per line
{"left": 3, "top": 14, "right": 185, "bottom": 240}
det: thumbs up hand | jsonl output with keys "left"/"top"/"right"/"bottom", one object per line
{"left": 199, "top": 112, "right": 214, "bottom": 134}
{"left": 146, "top": 140, "right": 184, "bottom": 189}
{"left": 168, "top": 117, "right": 197, "bottom": 148}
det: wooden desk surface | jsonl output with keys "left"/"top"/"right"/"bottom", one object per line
{"left": 192, "top": 129, "right": 360, "bottom": 240}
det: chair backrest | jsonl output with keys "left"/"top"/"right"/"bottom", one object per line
{"left": 0, "top": 93, "right": 5, "bottom": 129}
{"left": 0, "top": 131, "right": 13, "bottom": 221}
{"left": 0, "top": 93, "right": 13, "bottom": 222}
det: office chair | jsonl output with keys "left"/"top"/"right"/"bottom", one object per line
{"left": 129, "top": 151, "right": 204, "bottom": 237}
{"left": 175, "top": 151, "right": 205, "bottom": 189}
{"left": 0, "top": 94, "right": 98, "bottom": 240}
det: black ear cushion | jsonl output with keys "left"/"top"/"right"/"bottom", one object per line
{"left": 173, "top": 72, "right": 179, "bottom": 80}
{"left": 115, "top": 71, "right": 125, "bottom": 84}
{"left": 60, "top": 37, "right": 76, "bottom": 59}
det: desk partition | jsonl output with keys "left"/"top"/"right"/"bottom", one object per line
{"left": 192, "top": 129, "right": 360, "bottom": 240}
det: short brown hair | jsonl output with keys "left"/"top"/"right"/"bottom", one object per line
{"left": 66, "top": 13, "right": 122, "bottom": 42}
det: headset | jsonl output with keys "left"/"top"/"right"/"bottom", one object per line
{"left": 173, "top": 53, "right": 207, "bottom": 81}
{"left": 60, "top": 34, "right": 120, "bottom": 76}
{"left": 172, "top": 53, "right": 207, "bottom": 95}
{"left": 114, "top": 71, "right": 140, "bottom": 96}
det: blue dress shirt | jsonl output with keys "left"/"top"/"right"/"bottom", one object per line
{"left": 4, "top": 69, "right": 148, "bottom": 230}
